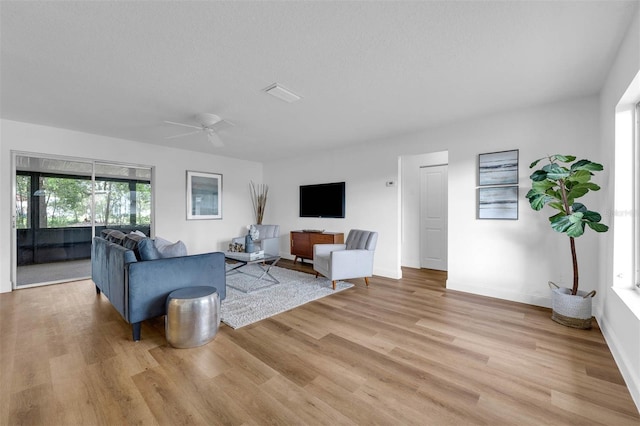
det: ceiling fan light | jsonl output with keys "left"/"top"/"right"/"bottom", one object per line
{"left": 263, "top": 83, "right": 301, "bottom": 103}
{"left": 195, "top": 113, "right": 222, "bottom": 127}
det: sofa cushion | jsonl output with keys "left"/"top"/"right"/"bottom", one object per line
{"left": 138, "top": 238, "right": 161, "bottom": 261}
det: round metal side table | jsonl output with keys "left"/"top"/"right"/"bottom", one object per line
{"left": 166, "top": 286, "right": 220, "bottom": 348}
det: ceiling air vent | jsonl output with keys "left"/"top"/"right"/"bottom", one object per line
{"left": 263, "top": 83, "right": 301, "bottom": 103}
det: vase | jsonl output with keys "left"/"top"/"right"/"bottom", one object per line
{"left": 245, "top": 234, "right": 255, "bottom": 253}
{"left": 549, "top": 283, "right": 595, "bottom": 329}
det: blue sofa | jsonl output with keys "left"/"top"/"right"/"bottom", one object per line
{"left": 91, "top": 235, "right": 226, "bottom": 341}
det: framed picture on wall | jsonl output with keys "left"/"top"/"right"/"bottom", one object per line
{"left": 478, "top": 149, "right": 519, "bottom": 186}
{"left": 186, "top": 171, "right": 222, "bottom": 220}
{"left": 477, "top": 186, "right": 519, "bottom": 220}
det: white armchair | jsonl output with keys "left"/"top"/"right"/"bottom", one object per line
{"left": 313, "top": 229, "right": 378, "bottom": 290}
{"left": 232, "top": 224, "right": 280, "bottom": 255}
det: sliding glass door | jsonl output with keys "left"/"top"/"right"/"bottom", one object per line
{"left": 94, "top": 162, "right": 152, "bottom": 238}
{"left": 13, "top": 154, "right": 153, "bottom": 288}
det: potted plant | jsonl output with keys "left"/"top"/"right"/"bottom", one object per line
{"left": 525, "top": 154, "right": 609, "bottom": 329}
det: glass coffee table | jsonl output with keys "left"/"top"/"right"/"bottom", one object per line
{"left": 224, "top": 252, "right": 281, "bottom": 293}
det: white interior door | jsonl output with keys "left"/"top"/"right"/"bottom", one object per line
{"left": 420, "top": 165, "right": 448, "bottom": 271}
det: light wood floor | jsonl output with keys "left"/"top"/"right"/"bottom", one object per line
{"left": 1, "top": 262, "right": 638, "bottom": 425}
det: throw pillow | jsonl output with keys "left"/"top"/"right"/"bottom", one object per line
{"left": 154, "top": 236, "right": 173, "bottom": 251}
{"left": 104, "top": 229, "right": 126, "bottom": 245}
{"left": 132, "top": 230, "right": 147, "bottom": 237}
{"left": 157, "top": 240, "right": 187, "bottom": 258}
{"left": 123, "top": 233, "right": 146, "bottom": 260}
{"left": 138, "top": 238, "right": 161, "bottom": 261}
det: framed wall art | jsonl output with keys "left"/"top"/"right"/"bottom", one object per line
{"left": 477, "top": 186, "right": 519, "bottom": 220}
{"left": 186, "top": 171, "right": 222, "bottom": 220}
{"left": 478, "top": 149, "right": 519, "bottom": 186}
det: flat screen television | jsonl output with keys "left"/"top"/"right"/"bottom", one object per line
{"left": 299, "top": 182, "right": 345, "bottom": 218}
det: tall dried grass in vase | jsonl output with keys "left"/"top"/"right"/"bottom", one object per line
{"left": 250, "top": 181, "right": 269, "bottom": 224}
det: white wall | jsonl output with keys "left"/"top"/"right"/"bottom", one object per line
{"left": 598, "top": 5, "right": 640, "bottom": 409}
{"left": 265, "top": 95, "right": 601, "bottom": 309}
{"left": 263, "top": 145, "right": 402, "bottom": 279}
{"left": 0, "top": 119, "right": 263, "bottom": 293}
{"left": 444, "top": 98, "right": 602, "bottom": 306}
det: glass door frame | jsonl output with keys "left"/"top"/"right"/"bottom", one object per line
{"left": 10, "top": 151, "right": 155, "bottom": 290}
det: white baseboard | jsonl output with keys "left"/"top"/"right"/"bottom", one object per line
{"left": 446, "top": 280, "right": 552, "bottom": 308}
{"left": 598, "top": 310, "right": 640, "bottom": 412}
{"left": 373, "top": 267, "right": 401, "bottom": 280}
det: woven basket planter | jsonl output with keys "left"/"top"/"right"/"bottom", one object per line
{"left": 549, "top": 282, "right": 595, "bottom": 329}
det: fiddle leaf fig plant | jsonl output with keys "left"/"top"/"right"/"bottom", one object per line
{"left": 525, "top": 154, "right": 609, "bottom": 295}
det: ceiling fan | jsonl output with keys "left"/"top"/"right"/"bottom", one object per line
{"left": 164, "top": 113, "right": 233, "bottom": 147}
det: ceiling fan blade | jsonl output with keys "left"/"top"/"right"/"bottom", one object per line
{"left": 210, "top": 119, "right": 234, "bottom": 131}
{"left": 207, "top": 130, "right": 224, "bottom": 147}
{"left": 165, "top": 130, "right": 201, "bottom": 139}
{"left": 163, "top": 120, "right": 202, "bottom": 130}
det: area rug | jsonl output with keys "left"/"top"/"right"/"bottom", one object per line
{"left": 221, "top": 265, "right": 353, "bottom": 329}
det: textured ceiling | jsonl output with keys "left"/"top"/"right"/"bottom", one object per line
{"left": 1, "top": 1, "right": 637, "bottom": 162}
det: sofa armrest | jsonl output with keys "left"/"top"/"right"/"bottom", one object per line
{"left": 259, "top": 236, "right": 280, "bottom": 256}
{"left": 329, "top": 249, "right": 375, "bottom": 280}
{"left": 126, "top": 251, "right": 226, "bottom": 324}
{"left": 313, "top": 243, "right": 347, "bottom": 259}
{"left": 92, "top": 237, "right": 138, "bottom": 320}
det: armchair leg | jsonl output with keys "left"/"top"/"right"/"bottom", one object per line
{"left": 95, "top": 285, "right": 101, "bottom": 295}
{"left": 364, "top": 277, "right": 370, "bottom": 287}
{"left": 332, "top": 280, "right": 336, "bottom": 290}
{"left": 315, "top": 272, "right": 319, "bottom": 278}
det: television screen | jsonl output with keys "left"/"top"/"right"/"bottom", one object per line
{"left": 299, "top": 182, "right": 345, "bottom": 218}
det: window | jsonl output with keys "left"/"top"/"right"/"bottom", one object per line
{"left": 613, "top": 84, "right": 639, "bottom": 291}
{"left": 36, "top": 175, "right": 92, "bottom": 228}
{"left": 14, "top": 155, "right": 153, "bottom": 268}
{"left": 633, "top": 102, "right": 640, "bottom": 289}
{"left": 93, "top": 179, "right": 151, "bottom": 227}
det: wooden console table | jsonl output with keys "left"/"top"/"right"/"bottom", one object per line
{"left": 290, "top": 230, "right": 344, "bottom": 264}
